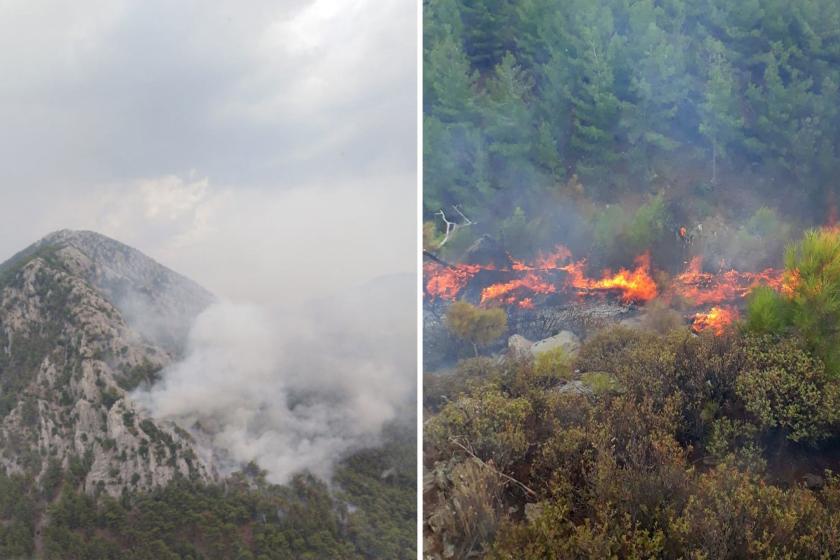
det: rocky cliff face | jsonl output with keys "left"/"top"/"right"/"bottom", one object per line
{"left": 0, "top": 230, "right": 216, "bottom": 496}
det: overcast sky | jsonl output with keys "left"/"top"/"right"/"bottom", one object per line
{"left": 0, "top": 0, "right": 417, "bottom": 304}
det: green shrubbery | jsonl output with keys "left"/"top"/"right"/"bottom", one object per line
{"left": 626, "top": 194, "right": 668, "bottom": 255}
{"left": 532, "top": 347, "right": 572, "bottom": 386}
{"left": 737, "top": 336, "right": 840, "bottom": 443}
{"left": 445, "top": 301, "right": 507, "bottom": 357}
{"left": 745, "top": 228, "right": 840, "bottom": 377}
{"left": 425, "top": 320, "right": 840, "bottom": 557}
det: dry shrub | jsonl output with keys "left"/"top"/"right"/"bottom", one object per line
{"left": 425, "top": 458, "right": 504, "bottom": 559}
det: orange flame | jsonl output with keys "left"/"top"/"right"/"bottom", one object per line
{"left": 691, "top": 306, "right": 739, "bottom": 335}
{"left": 480, "top": 273, "right": 555, "bottom": 306}
{"left": 424, "top": 245, "right": 785, "bottom": 314}
{"left": 534, "top": 245, "right": 573, "bottom": 269}
{"left": 424, "top": 246, "right": 658, "bottom": 306}
{"left": 423, "top": 261, "right": 483, "bottom": 300}
{"left": 562, "top": 253, "right": 658, "bottom": 303}
{"left": 781, "top": 268, "right": 799, "bottom": 296}
{"left": 508, "top": 245, "right": 573, "bottom": 272}
{"left": 673, "top": 256, "right": 784, "bottom": 305}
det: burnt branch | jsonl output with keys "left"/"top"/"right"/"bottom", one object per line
{"left": 436, "top": 206, "right": 474, "bottom": 247}
{"left": 449, "top": 438, "right": 538, "bottom": 498}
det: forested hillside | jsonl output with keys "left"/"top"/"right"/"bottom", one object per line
{"left": 424, "top": 1, "right": 840, "bottom": 558}
{"left": 0, "top": 232, "right": 416, "bottom": 559}
{"left": 424, "top": 0, "right": 840, "bottom": 254}
{"left": 1, "top": 424, "right": 415, "bottom": 560}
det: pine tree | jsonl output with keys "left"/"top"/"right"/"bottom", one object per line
{"left": 698, "top": 38, "right": 743, "bottom": 185}
{"left": 425, "top": 32, "right": 478, "bottom": 123}
{"left": 621, "top": 0, "right": 688, "bottom": 176}
{"left": 481, "top": 53, "right": 534, "bottom": 173}
{"left": 458, "top": 0, "right": 518, "bottom": 71}
{"left": 567, "top": 9, "right": 625, "bottom": 186}
{"left": 424, "top": 29, "right": 489, "bottom": 213}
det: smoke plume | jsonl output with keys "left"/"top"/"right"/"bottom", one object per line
{"left": 133, "top": 273, "right": 415, "bottom": 484}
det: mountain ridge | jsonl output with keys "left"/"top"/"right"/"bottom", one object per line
{"left": 2, "top": 230, "right": 215, "bottom": 355}
{"left": 0, "top": 229, "right": 417, "bottom": 559}
{"left": 0, "top": 230, "right": 216, "bottom": 498}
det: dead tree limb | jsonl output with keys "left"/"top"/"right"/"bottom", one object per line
{"left": 449, "top": 438, "right": 538, "bottom": 498}
{"left": 435, "top": 206, "right": 474, "bottom": 247}
{"left": 422, "top": 250, "right": 454, "bottom": 268}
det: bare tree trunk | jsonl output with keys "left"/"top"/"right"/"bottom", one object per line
{"left": 711, "top": 137, "right": 718, "bottom": 185}
{"left": 435, "top": 206, "right": 474, "bottom": 247}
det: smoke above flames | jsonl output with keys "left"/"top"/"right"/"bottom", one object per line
{"left": 133, "top": 274, "right": 415, "bottom": 484}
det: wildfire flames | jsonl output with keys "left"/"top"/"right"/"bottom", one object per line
{"left": 672, "top": 256, "right": 786, "bottom": 305}
{"left": 424, "top": 245, "right": 793, "bottom": 335}
{"left": 563, "top": 253, "right": 658, "bottom": 303}
{"left": 691, "top": 306, "right": 739, "bottom": 335}
{"left": 480, "top": 273, "right": 555, "bottom": 307}
{"left": 423, "top": 262, "right": 483, "bottom": 300}
{"left": 425, "top": 226, "right": 840, "bottom": 338}
{"left": 424, "top": 246, "right": 659, "bottom": 307}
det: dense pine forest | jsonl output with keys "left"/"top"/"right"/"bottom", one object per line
{"left": 0, "top": 421, "right": 416, "bottom": 560}
{"left": 424, "top": 1, "right": 840, "bottom": 558}
{"left": 424, "top": 0, "right": 840, "bottom": 260}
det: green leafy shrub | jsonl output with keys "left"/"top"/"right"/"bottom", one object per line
{"left": 745, "top": 228, "right": 840, "bottom": 377}
{"left": 592, "top": 205, "right": 628, "bottom": 255}
{"left": 746, "top": 206, "right": 785, "bottom": 237}
{"left": 736, "top": 336, "right": 840, "bottom": 443}
{"left": 574, "top": 326, "right": 656, "bottom": 374}
{"left": 424, "top": 357, "right": 499, "bottom": 413}
{"left": 532, "top": 347, "right": 572, "bottom": 386}
{"left": 580, "top": 372, "right": 622, "bottom": 394}
{"left": 426, "top": 384, "right": 533, "bottom": 471}
{"left": 425, "top": 458, "right": 504, "bottom": 559}
{"left": 445, "top": 301, "right": 508, "bottom": 356}
{"left": 784, "top": 228, "right": 840, "bottom": 376}
{"left": 497, "top": 207, "right": 555, "bottom": 259}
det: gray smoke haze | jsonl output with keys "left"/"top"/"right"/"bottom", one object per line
{"left": 133, "top": 273, "right": 415, "bottom": 483}
{"left": 0, "top": 0, "right": 416, "bottom": 306}
{"left": 0, "top": 0, "right": 417, "bottom": 484}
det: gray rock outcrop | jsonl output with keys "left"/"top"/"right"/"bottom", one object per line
{"left": 531, "top": 330, "right": 581, "bottom": 357}
{"left": 0, "top": 230, "right": 216, "bottom": 496}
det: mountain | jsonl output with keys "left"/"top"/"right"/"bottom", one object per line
{"left": 0, "top": 230, "right": 417, "bottom": 559}
{"left": 1, "top": 230, "right": 214, "bottom": 353}
{"left": 0, "top": 230, "right": 216, "bottom": 497}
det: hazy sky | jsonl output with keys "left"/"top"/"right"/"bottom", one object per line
{"left": 0, "top": 0, "right": 417, "bottom": 304}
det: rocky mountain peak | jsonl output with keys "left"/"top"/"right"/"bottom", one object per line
{"left": 0, "top": 231, "right": 217, "bottom": 497}
{"left": 3, "top": 229, "right": 215, "bottom": 354}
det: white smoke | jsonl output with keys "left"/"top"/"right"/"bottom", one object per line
{"left": 132, "top": 274, "right": 415, "bottom": 483}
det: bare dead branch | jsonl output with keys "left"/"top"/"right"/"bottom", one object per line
{"left": 435, "top": 206, "right": 474, "bottom": 247}
{"left": 449, "top": 438, "right": 538, "bottom": 497}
